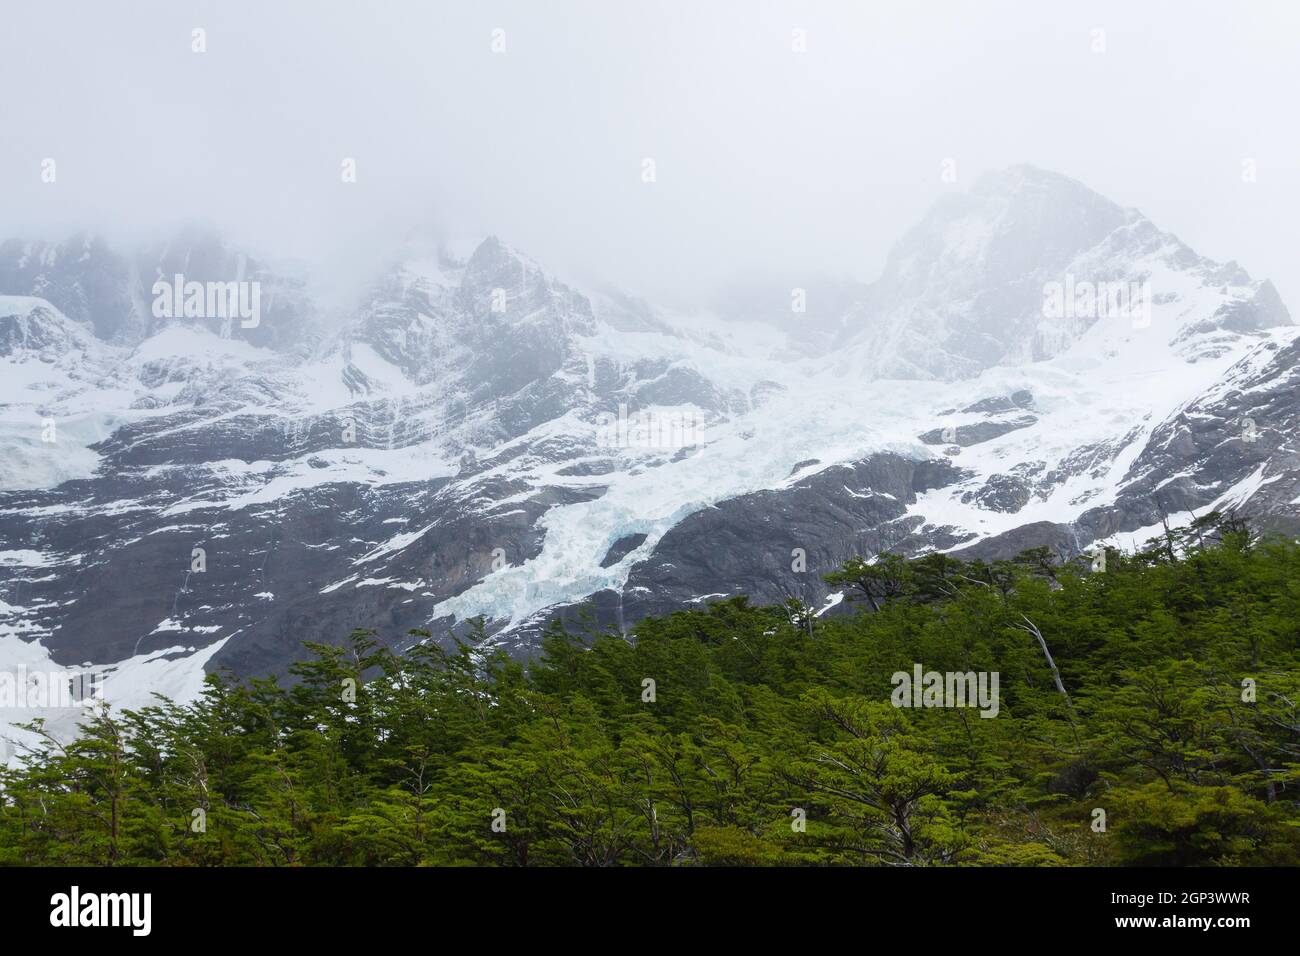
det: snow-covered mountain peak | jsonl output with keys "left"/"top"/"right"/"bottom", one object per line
{"left": 835, "top": 166, "right": 1290, "bottom": 382}
{"left": 888, "top": 165, "right": 1129, "bottom": 294}
{"left": 0, "top": 296, "right": 97, "bottom": 357}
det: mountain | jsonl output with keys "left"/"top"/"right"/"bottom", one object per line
{"left": 835, "top": 165, "right": 1288, "bottom": 380}
{"left": 1, "top": 166, "right": 1296, "bottom": 760}
{"left": 0, "top": 229, "right": 315, "bottom": 351}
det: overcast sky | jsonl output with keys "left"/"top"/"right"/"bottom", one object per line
{"left": 1, "top": 0, "right": 1297, "bottom": 306}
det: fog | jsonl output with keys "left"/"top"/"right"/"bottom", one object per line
{"left": 2, "top": 0, "right": 1298, "bottom": 306}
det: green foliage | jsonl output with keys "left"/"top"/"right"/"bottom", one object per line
{"left": 3, "top": 514, "right": 1298, "bottom": 865}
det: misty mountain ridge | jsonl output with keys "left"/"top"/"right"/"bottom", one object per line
{"left": 2, "top": 165, "right": 1297, "bottom": 761}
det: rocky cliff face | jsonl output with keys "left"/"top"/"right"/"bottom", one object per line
{"left": 2, "top": 168, "right": 1296, "bottom": 755}
{"left": 0, "top": 229, "right": 315, "bottom": 351}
